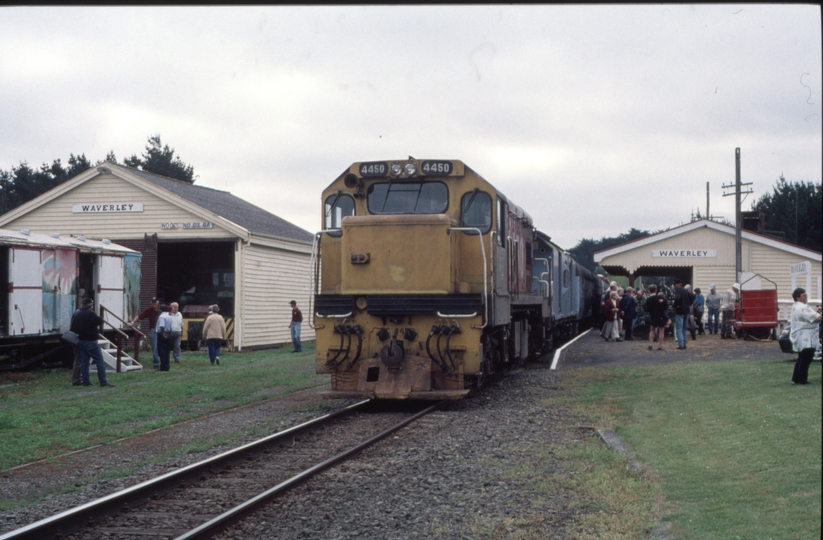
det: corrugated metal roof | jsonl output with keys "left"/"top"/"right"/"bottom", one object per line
{"left": 124, "top": 165, "right": 314, "bottom": 244}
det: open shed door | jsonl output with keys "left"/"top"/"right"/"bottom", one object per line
{"left": 8, "top": 248, "right": 43, "bottom": 336}
{"left": 95, "top": 255, "right": 125, "bottom": 328}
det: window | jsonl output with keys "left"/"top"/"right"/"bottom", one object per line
{"left": 460, "top": 190, "right": 492, "bottom": 233}
{"left": 367, "top": 182, "right": 448, "bottom": 214}
{"left": 325, "top": 193, "right": 355, "bottom": 229}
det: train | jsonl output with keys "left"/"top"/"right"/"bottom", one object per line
{"left": 310, "top": 158, "right": 602, "bottom": 400}
{"left": 0, "top": 228, "right": 141, "bottom": 371}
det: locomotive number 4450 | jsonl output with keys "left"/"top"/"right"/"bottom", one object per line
{"left": 421, "top": 161, "right": 452, "bottom": 175}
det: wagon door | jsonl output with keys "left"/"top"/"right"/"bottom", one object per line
{"left": 8, "top": 248, "right": 43, "bottom": 336}
{"left": 42, "top": 248, "right": 78, "bottom": 333}
{"left": 123, "top": 252, "right": 142, "bottom": 324}
{"left": 95, "top": 255, "right": 125, "bottom": 328}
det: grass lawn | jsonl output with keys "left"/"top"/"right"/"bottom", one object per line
{"left": 0, "top": 343, "right": 326, "bottom": 471}
{"left": 559, "top": 358, "right": 821, "bottom": 540}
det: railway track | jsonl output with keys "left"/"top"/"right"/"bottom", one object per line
{"left": 0, "top": 400, "right": 443, "bottom": 540}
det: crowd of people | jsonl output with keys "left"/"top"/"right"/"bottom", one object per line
{"left": 598, "top": 279, "right": 743, "bottom": 350}
{"left": 68, "top": 296, "right": 307, "bottom": 386}
{"left": 127, "top": 298, "right": 231, "bottom": 370}
{"left": 597, "top": 280, "right": 821, "bottom": 385}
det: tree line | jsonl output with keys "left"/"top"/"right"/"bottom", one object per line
{"left": 569, "top": 175, "right": 821, "bottom": 273}
{"left": 0, "top": 135, "right": 194, "bottom": 215}
{"left": 0, "top": 140, "right": 819, "bottom": 254}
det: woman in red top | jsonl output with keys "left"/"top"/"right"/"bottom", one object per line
{"left": 603, "top": 291, "right": 621, "bottom": 342}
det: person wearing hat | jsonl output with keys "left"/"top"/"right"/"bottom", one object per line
{"left": 71, "top": 297, "right": 114, "bottom": 387}
{"left": 705, "top": 285, "right": 721, "bottom": 334}
{"left": 720, "top": 283, "right": 740, "bottom": 339}
{"left": 129, "top": 297, "right": 163, "bottom": 369}
{"left": 289, "top": 300, "right": 303, "bottom": 353}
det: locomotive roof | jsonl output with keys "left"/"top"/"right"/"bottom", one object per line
{"left": 0, "top": 228, "right": 137, "bottom": 255}
{"left": 336, "top": 158, "right": 534, "bottom": 228}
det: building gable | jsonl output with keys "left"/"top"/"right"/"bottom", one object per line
{"left": 0, "top": 171, "right": 240, "bottom": 241}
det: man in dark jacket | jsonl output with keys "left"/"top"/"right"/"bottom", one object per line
{"left": 71, "top": 297, "right": 114, "bottom": 387}
{"left": 620, "top": 287, "right": 637, "bottom": 340}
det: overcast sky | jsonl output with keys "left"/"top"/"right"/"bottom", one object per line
{"left": 1, "top": 5, "right": 820, "bottom": 249}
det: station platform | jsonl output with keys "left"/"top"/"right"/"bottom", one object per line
{"left": 560, "top": 329, "right": 790, "bottom": 369}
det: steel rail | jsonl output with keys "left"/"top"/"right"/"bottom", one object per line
{"left": 175, "top": 401, "right": 445, "bottom": 540}
{"left": 0, "top": 399, "right": 371, "bottom": 540}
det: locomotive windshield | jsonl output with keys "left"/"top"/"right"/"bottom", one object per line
{"left": 367, "top": 182, "right": 448, "bottom": 214}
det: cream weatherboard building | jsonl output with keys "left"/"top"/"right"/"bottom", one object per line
{"left": 0, "top": 162, "right": 315, "bottom": 350}
{"left": 594, "top": 219, "right": 822, "bottom": 302}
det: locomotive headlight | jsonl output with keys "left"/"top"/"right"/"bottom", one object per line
{"left": 404, "top": 162, "right": 417, "bottom": 176}
{"left": 390, "top": 163, "right": 403, "bottom": 176}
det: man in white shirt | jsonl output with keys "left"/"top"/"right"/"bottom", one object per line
{"left": 168, "top": 302, "right": 184, "bottom": 363}
{"left": 156, "top": 305, "right": 172, "bottom": 371}
{"left": 720, "top": 283, "right": 739, "bottom": 339}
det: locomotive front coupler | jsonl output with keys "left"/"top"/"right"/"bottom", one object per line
{"left": 379, "top": 328, "right": 404, "bottom": 370}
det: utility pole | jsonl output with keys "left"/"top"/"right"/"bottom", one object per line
{"left": 722, "top": 148, "right": 753, "bottom": 283}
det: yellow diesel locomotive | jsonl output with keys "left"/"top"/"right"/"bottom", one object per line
{"left": 310, "top": 158, "right": 599, "bottom": 400}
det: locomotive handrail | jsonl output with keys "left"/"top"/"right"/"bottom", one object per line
{"left": 308, "top": 232, "right": 322, "bottom": 330}
{"left": 448, "top": 227, "right": 487, "bottom": 329}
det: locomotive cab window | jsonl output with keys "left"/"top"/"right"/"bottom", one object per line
{"left": 460, "top": 189, "right": 492, "bottom": 234}
{"left": 367, "top": 182, "right": 448, "bottom": 214}
{"left": 324, "top": 192, "right": 355, "bottom": 230}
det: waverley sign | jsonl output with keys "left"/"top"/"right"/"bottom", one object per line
{"left": 73, "top": 203, "right": 144, "bottom": 213}
{"left": 652, "top": 250, "right": 717, "bottom": 258}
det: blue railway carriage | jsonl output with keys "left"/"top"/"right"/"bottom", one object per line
{"left": 311, "top": 158, "right": 598, "bottom": 400}
{"left": 0, "top": 229, "right": 141, "bottom": 370}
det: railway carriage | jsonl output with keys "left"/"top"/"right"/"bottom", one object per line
{"left": 0, "top": 228, "right": 141, "bottom": 370}
{"left": 311, "top": 158, "right": 599, "bottom": 400}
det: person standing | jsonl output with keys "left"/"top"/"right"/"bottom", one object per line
{"left": 69, "top": 289, "right": 89, "bottom": 385}
{"left": 202, "top": 304, "right": 227, "bottom": 365}
{"left": 603, "top": 291, "right": 621, "bottom": 342}
{"left": 672, "top": 279, "right": 690, "bottom": 350}
{"left": 129, "top": 297, "right": 162, "bottom": 369}
{"left": 620, "top": 287, "right": 637, "bottom": 340}
{"left": 168, "top": 302, "right": 184, "bottom": 364}
{"left": 156, "top": 305, "right": 172, "bottom": 371}
{"left": 720, "top": 283, "right": 740, "bottom": 339}
{"left": 789, "top": 288, "right": 822, "bottom": 385}
{"left": 705, "top": 285, "right": 721, "bottom": 334}
{"left": 72, "top": 297, "right": 114, "bottom": 387}
{"left": 601, "top": 282, "right": 618, "bottom": 338}
{"left": 692, "top": 287, "right": 706, "bottom": 336}
{"left": 646, "top": 284, "right": 669, "bottom": 351}
{"left": 289, "top": 300, "right": 303, "bottom": 353}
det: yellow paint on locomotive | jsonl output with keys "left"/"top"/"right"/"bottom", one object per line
{"left": 314, "top": 159, "right": 499, "bottom": 399}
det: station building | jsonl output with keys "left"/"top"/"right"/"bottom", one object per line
{"left": 0, "top": 162, "right": 316, "bottom": 350}
{"left": 594, "top": 219, "right": 822, "bottom": 302}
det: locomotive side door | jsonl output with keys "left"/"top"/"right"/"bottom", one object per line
{"left": 8, "top": 247, "right": 44, "bottom": 336}
{"left": 492, "top": 198, "right": 511, "bottom": 326}
{"left": 95, "top": 254, "right": 125, "bottom": 328}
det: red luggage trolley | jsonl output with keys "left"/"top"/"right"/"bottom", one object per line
{"left": 733, "top": 274, "right": 779, "bottom": 340}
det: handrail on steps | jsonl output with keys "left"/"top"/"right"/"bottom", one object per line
{"left": 99, "top": 304, "right": 144, "bottom": 373}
